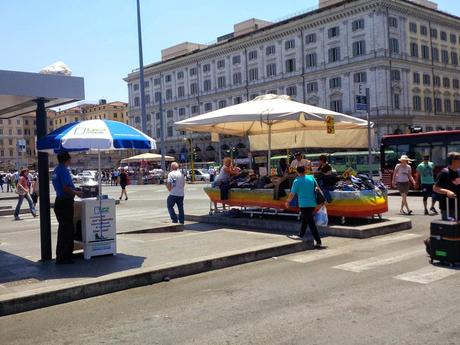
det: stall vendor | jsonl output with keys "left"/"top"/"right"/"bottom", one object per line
{"left": 290, "top": 151, "right": 312, "bottom": 172}
{"left": 213, "top": 157, "right": 239, "bottom": 209}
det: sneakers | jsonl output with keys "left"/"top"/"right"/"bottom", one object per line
{"left": 424, "top": 209, "right": 429, "bottom": 215}
{"left": 430, "top": 207, "right": 438, "bottom": 214}
{"left": 14, "top": 216, "right": 21, "bottom": 221}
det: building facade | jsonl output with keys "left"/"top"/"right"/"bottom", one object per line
{"left": 125, "top": 0, "right": 460, "bottom": 161}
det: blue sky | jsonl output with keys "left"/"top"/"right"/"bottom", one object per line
{"left": 2, "top": 0, "right": 459, "bottom": 104}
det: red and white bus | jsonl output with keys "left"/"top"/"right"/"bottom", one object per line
{"left": 380, "top": 130, "right": 460, "bottom": 188}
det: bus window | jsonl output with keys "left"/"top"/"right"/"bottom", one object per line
{"left": 431, "top": 143, "right": 445, "bottom": 166}
{"left": 384, "top": 144, "right": 406, "bottom": 166}
{"left": 447, "top": 141, "right": 460, "bottom": 156}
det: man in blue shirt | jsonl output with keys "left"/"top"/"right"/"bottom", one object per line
{"left": 52, "top": 152, "right": 82, "bottom": 264}
{"left": 285, "top": 166, "right": 324, "bottom": 248}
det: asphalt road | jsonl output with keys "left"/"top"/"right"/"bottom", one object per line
{"left": 1, "top": 186, "right": 459, "bottom": 344}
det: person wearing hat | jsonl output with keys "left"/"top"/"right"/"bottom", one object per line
{"left": 392, "top": 154, "right": 417, "bottom": 215}
{"left": 290, "top": 151, "right": 312, "bottom": 172}
{"left": 433, "top": 152, "right": 460, "bottom": 221}
{"left": 416, "top": 154, "right": 438, "bottom": 215}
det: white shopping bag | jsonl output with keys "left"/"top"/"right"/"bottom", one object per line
{"left": 314, "top": 205, "right": 328, "bottom": 227}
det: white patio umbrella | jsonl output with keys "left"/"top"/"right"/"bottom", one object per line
{"left": 120, "top": 152, "right": 175, "bottom": 164}
{"left": 175, "top": 94, "right": 370, "bottom": 163}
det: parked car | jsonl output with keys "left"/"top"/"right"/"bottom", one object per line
{"left": 187, "top": 169, "right": 210, "bottom": 182}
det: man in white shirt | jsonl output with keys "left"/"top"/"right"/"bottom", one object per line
{"left": 290, "top": 151, "right": 311, "bottom": 172}
{"left": 166, "top": 162, "right": 185, "bottom": 224}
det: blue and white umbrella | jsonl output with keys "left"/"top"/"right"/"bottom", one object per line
{"left": 37, "top": 119, "right": 156, "bottom": 152}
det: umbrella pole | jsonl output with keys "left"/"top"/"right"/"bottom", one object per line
{"left": 267, "top": 122, "right": 272, "bottom": 175}
{"left": 98, "top": 149, "right": 102, "bottom": 199}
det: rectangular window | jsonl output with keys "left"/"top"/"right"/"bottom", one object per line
{"left": 217, "top": 59, "right": 225, "bottom": 69}
{"left": 450, "top": 34, "right": 457, "bottom": 44}
{"left": 435, "top": 98, "right": 442, "bottom": 112}
{"left": 352, "top": 40, "right": 366, "bottom": 57}
{"left": 444, "top": 99, "right": 452, "bottom": 112}
{"left": 165, "top": 89, "right": 172, "bottom": 100}
{"left": 421, "top": 45, "right": 430, "bottom": 60}
{"left": 204, "top": 103, "right": 212, "bottom": 112}
{"left": 233, "top": 96, "right": 243, "bottom": 105}
{"left": 328, "top": 26, "right": 340, "bottom": 38}
{"left": 177, "top": 71, "right": 184, "bottom": 79}
{"left": 134, "top": 97, "right": 140, "bottom": 107}
{"left": 218, "top": 76, "right": 226, "bottom": 88}
{"left": 330, "top": 100, "right": 343, "bottom": 112}
{"left": 154, "top": 91, "right": 161, "bottom": 103}
{"left": 389, "top": 38, "right": 399, "bottom": 54}
{"left": 203, "top": 79, "right": 212, "bottom": 91}
{"left": 189, "top": 67, "right": 197, "bottom": 76}
{"left": 233, "top": 72, "right": 242, "bottom": 85}
{"left": 178, "top": 86, "right": 185, "bottom": 98}
{"left": 352, "top": 19, "right": 364, "bottom": 31}
{"left": 451, "top": 52, "right": 458, "bottom": 66}
{"left": 285, "top": 39, "right": 295, "bottom": 50}
{"left": 165, "top": 74, "right": 172, "bottom": 82}
{"left": 424, "top": 97, "right": 433, "bottom": 112}
{"left": 307, "top": 82, "right": 318, "bottom": 93}
{"left": 135, "top": 116, "right": 140, "bottom": 124}
{"left": 441, "top": 31, "right": 447, "bottom": 41}
{"left": 409, "top": 22, "right": 417, "bottom": 33}
{"left": 394, "top": 94, "right": 400, "bottom": 110}
{"left": 420, "top": 25, "right": 428, "bottom": 36}
{"left": 285, "top": 58, "right": 296, "bottom": 73}
{"left": 329, "top": 77, "right": 341, "bottom": 89}
{"left": 354, "top": 72, "right": 367, "bottom": 83}
{"left": 218, "top": 100, "right": 227, "bottom": 109}
{"left": 167, "top": 110, "right": 173, "bottom": 118}
{"left": 431, "top": 28, "right": 438, "bottom": 39}
{"left": 432, "top": 47, "right": 439, "bottom": 62}
{"left": 388, "top": 17, "right": 398, "bottom": 28}
{"left": 391, "top": 70, "right": 401, "bottom": 81}
{"left": 442, "top": 50, "right": 449, "bottom": 64}
{"left": 145, "top": 94, "right": 150, "bottom": 104}
{"left": 190, "top": 83, "right": 198, "bottom": 95}
{"left": 248, "top": 50, "right": 257, "bottom": 60}
{"left": 249, "top": 68, "right": 258, "bottom": 81}
{"left": 453, "top": 79, "right": 460, "bottom": 89}
{"left": 423, "top": 74, "right": 431, "bottom": 86}
{"left": 167, "top": 126, "right": 173, "bottom": 137}
{"left": 306, "top": 53, "right": 317, "bottom": 67}
{"left": 286, "top": 86, "right": 297, "bottom": 96}
{"left": 413, "top": 95, "right": 421, "bottom": 111}
{"left": 410, "top": 42, "right": 418, "bottom": 57}
{"left": 455, "top": 100, "right": 460, "bottom": 113}
{"left": 413, "top": 72, "right": 420, "bottom": 84}
{"left": 232, "top": 55, "right": 241, "bottom": 64}
{"left": 434, "top": 76, "right": 441, "bottom": 87}
{"left": 144, "top": 81, "right": 149, "bottom": 88}
{"left": 203, "top": 64, "right": 211, "bottom": 73}
{"left": 154, "top": 78, "right": 161, "bottom": 85}
{"left": 266, "top": 45, "right": 276, "bottom": 55}
{"left": 266, "top": 63, "right": 277, "bottom": 77}
{"left": 179, "top": 108, "right": 186, "bottom": 116}
{"left": 133, "top": 84, "right": 139, "bottom": 91}
{"left": 305, "top": 33, "right": 317, "bottom": 44}
{"left": 191, "top": 105, "right": 199, "bottom": 114}
{"left": 328, "top": 47, "right": 341, "bottom": 63}
{"left": 443, "top": 77, "right": 450, "bottom": 88}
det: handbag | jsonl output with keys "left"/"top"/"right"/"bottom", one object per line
{"left": 315, "top": 188, "right": 326, "bottom": 205}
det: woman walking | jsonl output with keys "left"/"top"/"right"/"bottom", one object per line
{"left": 14, "top": 168, "right": 37, "bottom": 220}
{"left": 392, "top": 155, "right": 417, "bottom": 215}
{"left": 118, "top": 167, "right": 129, "bottom": 201}
{"left": 285, "top": 166, "right": 324, "bottom": 249}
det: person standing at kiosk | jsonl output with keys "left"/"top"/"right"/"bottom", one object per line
{"left": 52, "top": 152, "right": 82, "bottom": 264}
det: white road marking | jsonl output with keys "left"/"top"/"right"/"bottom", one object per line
{"left": 333, "top": 248, "right": 425, "bottom": 272}
{"left": 394, "top": 266, "right": 458, "bottom": 284}
{"left": 284, "top": 233, "right": 422, "bottom": 264}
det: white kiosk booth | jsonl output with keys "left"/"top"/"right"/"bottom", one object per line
{"left": 74, "top": 197, "right": 117, "bottom": 260}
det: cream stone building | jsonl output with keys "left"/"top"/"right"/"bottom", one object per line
{"left": 125, "top": 0, "right": 460, "bottom": 160}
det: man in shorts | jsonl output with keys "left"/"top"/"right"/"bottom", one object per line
{"left": 433, "top": 152, "right": 460, "bottom": 221}
{"left": 416, "top": 154, "right": 438, "bottom": 215}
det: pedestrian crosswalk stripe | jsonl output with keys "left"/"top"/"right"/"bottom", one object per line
{"left": 284, "top": 233, "right": 422, "bottom": 264}
{"left": 333, "top": 248, "right": 425, "bottom": 272}
{"left": 394, "top": 266, "right": 458, "bottom": 284}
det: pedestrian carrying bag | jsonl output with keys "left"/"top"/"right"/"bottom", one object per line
{"left": 315, "top": 205, "right": 328, "bottom": 227}
{"left": 315, "top": 187, "right": 326, "bottom": 205}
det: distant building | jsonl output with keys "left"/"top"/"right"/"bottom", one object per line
{"left": 125, "top": 0, "right": 460, "bottom": 161}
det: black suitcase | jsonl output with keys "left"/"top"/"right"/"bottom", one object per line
{"left": 430, "top": 198, "right": 460, "bottom": 237}
{"left": 429, "top": 237, "right": 460, "bottom": 266}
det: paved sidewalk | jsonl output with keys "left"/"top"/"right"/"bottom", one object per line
{"left": 0, "top": 221, "right": 311, "bottom": 316}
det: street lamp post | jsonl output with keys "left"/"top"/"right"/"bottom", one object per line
{"left": 136, "top": 0, "right": 147, "bottom": 134}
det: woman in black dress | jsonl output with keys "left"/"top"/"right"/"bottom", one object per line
{"left": 118, "top": 168, "right": 129, "bottom": 201}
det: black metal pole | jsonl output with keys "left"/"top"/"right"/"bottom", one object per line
{"left": 36, "top": 98, "right": 52, "bottom": 261}
{"left": 136, "top": 0, "right": 147, "bottom": 133}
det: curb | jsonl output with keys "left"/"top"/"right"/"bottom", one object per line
{"left": 0, "top": 196, "right": 18, "bottom": 201}
{"left": 0, "top": 239, "right": 311, "bottom": 316}
{"left": 118, "top": 224, "right": 184, "bottom": 235}
{"left": 184, "top": 214, "right": 412, "bottom": 239}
